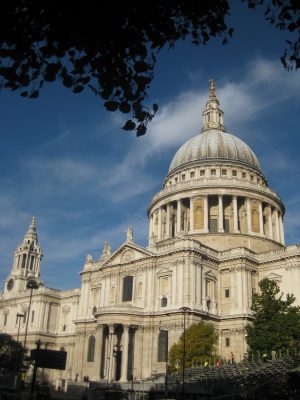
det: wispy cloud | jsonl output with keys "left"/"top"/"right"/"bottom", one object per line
{"left": 0, "top": 57, "right": 299, "bottom": 289}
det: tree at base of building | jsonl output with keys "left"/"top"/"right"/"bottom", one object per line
{"left": 168, "top": 321, "right": 218, "bottom": 370}
{"left": 246, "top": 278, "right": 300, "bottom": 354}
{"left": 0, "top": 334, "right": 23, "bottom": 373}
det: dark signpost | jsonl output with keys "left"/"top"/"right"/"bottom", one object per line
{"left": 31, "top": 348, "right": 67, "bottom": 370}
{"left": 29, "top": 342, "right": 67, "bottom": 398}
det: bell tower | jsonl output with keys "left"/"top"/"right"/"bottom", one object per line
{"left": 4, "top": 217, "right": 43, "bottom": 294}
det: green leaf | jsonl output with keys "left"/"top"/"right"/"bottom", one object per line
{"left": 136, "top": 124, "right": 147, "bottom": 136}
{"left": 104, "top": 100, "right": 119, "bottom": 111}
{"left": 122, "top": 120, "right": 136, "bottom": 131}
{"left": 73, "top": 85, "right": 84, "bottom": 93}
{"left": 119, "top": 102, "right": 131, "bottom": 113}
{"left": 29, "top": 91, "right": 39, "bottom": 98}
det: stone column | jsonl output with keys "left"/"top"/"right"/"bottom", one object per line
{"left": 158, "top": 208, "right": 162, "bottom": 241}
{"left": 133, "top": 326, "right": 143, "bottom": 380}
{"left": 148, "top": 215, "right": 153, "bottom": 244}
{"left": 279, "top": 213, "right": 285, "bottom": 245}
{"left": 232, "top": 196, "right": 239, "bottom": 233}
{"left": 107, "top": 325, "right": 115, "bottom": 382}
{"left": 218, "top": 195, "right": 224, "bottom": 233}
{"left": 166, "top": 204, "right": 170, "bottom": 238}
{"left": 259, "top": 202, "right": 264, "bottom": 235}
{"left": 103, "top": 334, "right": 109, "bottom": 379}
{"left": 120, "top": 325, "right": 130, "bottom": 382}
{"left": 274, "top": 209, "right": 280, "bottom": 242}
{"left": 177, "top": 200, "right": 182, "bottom": 235}
{"left": 268, "top": 206, "right": 273, "bottom": 239}
{"left": 190, "top": 197, "right": 194, "bottom": 233}
{"left": 202, "top": 277, "right": 207, "bottom": 311}
{"left": 94, "top": 324, "right": 104, "bottom": 378}
{"left": 204, "top": 196, "right": 209, "bottom": 232}
{"left": 246, "top": 198, "right": 252, "bottom": 234}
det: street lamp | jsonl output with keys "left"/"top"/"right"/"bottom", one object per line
{"left": 23, "top": 278, "right": 39, "bottom": 354}
{"left": 16, "top": 313, "right": 24, "bottom": 343}
{"left": 179, "top": 306, "right": 191, "bottom": 400}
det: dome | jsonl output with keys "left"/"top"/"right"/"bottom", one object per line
{"left": 169, "top": 129, "right": 262, "bottom": 173}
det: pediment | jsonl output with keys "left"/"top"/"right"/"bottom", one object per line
{"left": 264, "top": 272, "right": 282, "bottom": 282}
{"left": 103, "top": 242, "right": 153, "bottom": 267}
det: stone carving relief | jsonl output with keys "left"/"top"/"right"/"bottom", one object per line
{"left": 121, "top": 249, "right": 135, "bottom": 263}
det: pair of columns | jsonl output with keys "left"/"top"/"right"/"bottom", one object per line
{"left": 96, "top": 324, "right": 130, "bottom": 382}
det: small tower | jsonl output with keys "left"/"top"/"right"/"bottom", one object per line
{"left": 201, "top": 79, "right": 226, "bottom": 132}
{"left": 4, "top": 217, "right": 43, "bottom": 294}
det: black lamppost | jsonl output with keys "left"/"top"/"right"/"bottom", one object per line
{"left": 16, "top": 313, "right": 24, "bottom": 343}
{"left": 179, "top": 306, "right": 191, "bottom": 400}
{"left": 23, "top": 279, "right": 39, "bottom": 354}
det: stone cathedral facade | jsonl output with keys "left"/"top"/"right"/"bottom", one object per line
{"left": 1, "top": 81, "right": 300, "bottom": 387}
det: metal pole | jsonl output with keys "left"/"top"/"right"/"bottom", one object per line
{"left": 179, "top": 306, "right": 191, "bottom": 400}
{"left": 182, "top": 310, "right": 186, "bottom": 400}
{"left": 30, "top": 340, "right": 41, "bottom": 398}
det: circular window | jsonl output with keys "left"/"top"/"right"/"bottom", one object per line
{"left": 7, "top": 278, "right": 14, "bottom": 291}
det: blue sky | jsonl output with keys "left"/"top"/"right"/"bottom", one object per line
{"left": 0, "top": 3, "right": 299, "bottom": 290}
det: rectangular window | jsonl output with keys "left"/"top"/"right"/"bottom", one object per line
{"left": 211, "top": 169, "right": 216, "bottom": 176}
{"left": 122, "top": 276, "right": 133, "bottom": 302}
{"left": 190, "top": 171, "right": 195, "bottom": 178}
{"left": 30, "top": 256, "right": 34, "bottom": 270}
{"left": 158, "top": 331, "right": 168, "bottom": 362}
{"left": 225, "top": 289, "right": 230, "bottom": 298}
{"left": 209, "top": 219, "right": 218, "bottom": 233}
{"left": 225, "top": 338, "right": 230, "bottom": 347}
{"left": 4, "top": 314, "right": 7, "bottom": 326}
{"left": 222, "top": 169, "right": 227, "bottom": 176}
{"left": 181, "top": 174, "right": 185, "bottom": 181}
{"left": 200, "top": 170, "right": 205, "bottom": 176}
{"left": 242, "top": 172, "right": 246, "bottom": 178}
{"left": 31, "top": 310, "right": 35, "bottom": 323}
{"left": 23, "top": 311, "right": 27, "bottom": 324}
{"left": 224, "top": 219, "right": 230, "bottom": 233}
{"left": 232, "top": 170, "right": 237, "bottom": 177}
{"left": 21, "top": 254, "right": 26, "bottom": 268}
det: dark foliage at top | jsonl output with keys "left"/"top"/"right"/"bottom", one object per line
{"left": 0, "top": 1, "right": 299, "bottom": 135}
{"left": 246, "top": 278, "right": 300, "bottom": 353}
{"left": 0, "top": 333, "right": 23, "bottom": 372}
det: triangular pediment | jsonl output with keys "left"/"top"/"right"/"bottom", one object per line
{"left": 103, "top": 242, "right": 153, "bottom": 266}
{"left": 264, "top": 272, "right": 282, "bottom": 282}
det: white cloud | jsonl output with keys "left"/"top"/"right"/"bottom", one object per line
{"left": 128, "top": 58, "right": 300, "bottom": 165}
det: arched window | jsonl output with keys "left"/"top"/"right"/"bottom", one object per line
{"left": 122, "top": 276, "right": 133, "bottom": 302}
{"left": 87, "top": 335, "right": 95, "bottom": 362}
{"left": 157, "top": 330, "right": 168, "bottom": 362}
{"left": 161, "top": 297, "right": 167, "bottom": 307}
